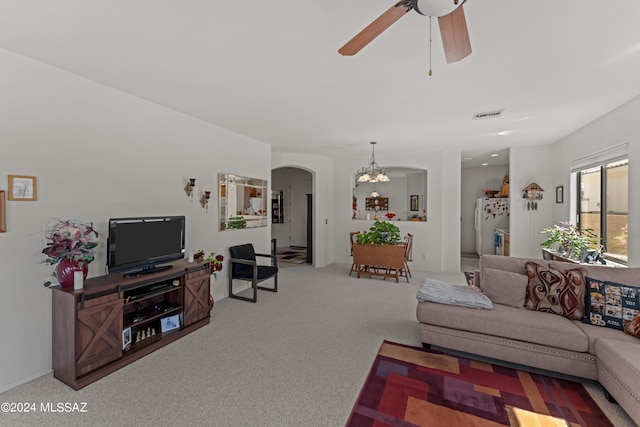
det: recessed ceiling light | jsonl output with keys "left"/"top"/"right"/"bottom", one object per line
{"left": 462, "top": 157, "right": 473, "bottom": 161}
{"left": 490, "top": 153, "right": 499, "bottom": 157}
{"left": 481, "top": 163, "right": 489, "bottom": 166}
{"left": 498, "top": 130, "right": 513, "bottom": 136}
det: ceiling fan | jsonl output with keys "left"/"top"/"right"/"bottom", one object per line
{"left": 339, "top": 0, "right": 471, "bottom": 63}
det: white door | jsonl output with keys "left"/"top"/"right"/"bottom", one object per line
{"left": 290, "top": 180, "right": 311, "bottom": 247}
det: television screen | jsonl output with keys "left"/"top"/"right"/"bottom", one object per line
{"left": 107, "top": 216, "right": 185, "bottom": 275}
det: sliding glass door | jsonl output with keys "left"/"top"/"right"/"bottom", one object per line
{"left": 577, "top": 159, "right": 628, "bottom": 264}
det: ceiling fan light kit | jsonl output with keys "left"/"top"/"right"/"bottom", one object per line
{"left": 339, "top": 0, "right": 472, "bottom": 65}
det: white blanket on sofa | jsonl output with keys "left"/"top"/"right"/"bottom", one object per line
{"left": 416, "top": 278, "right": 493, "bottom": 309}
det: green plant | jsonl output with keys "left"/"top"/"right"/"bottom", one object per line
{"left": 356, "top": 220, "right": 401, "bottom": 245}
{"left": 540, "top": 221, "right": 598, "bottom": 258}
{"left": 227, "top": 216, "right": 247, "bottom": 229}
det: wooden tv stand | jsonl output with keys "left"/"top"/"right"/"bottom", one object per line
{"left": 50, "top": 259, "right": 211, "bottom": 390}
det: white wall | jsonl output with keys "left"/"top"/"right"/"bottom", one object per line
{"left": 509, "top": 145, "right": 554, "bottom": 258}
{"left": 0, "top": 49, "right": 272, "bottom": 392}
{"left": 551, "top": 95, "right": 640, "bottom": 266}
{"left": 460, "top": 166, "right": 509, "bottom": 254}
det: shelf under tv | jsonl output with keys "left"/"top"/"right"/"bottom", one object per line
{"left": 50, "top": 259, "right": 212, "bottom": 390}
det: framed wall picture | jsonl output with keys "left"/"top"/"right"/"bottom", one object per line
{"left": 410, "top": 195, "right": 419, "bottom": 211}
{"left": 8, "top": 175, "right": 37, "bottom": 201}
{"left": 0, "top": 190, "right": 6, "bottom": 232}
{"left": 556, "top": 185, "right": 564, "bottom": 203}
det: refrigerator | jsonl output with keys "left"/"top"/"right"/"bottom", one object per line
{"left": 475, "top": 197, "right": 510, "bottom": 256}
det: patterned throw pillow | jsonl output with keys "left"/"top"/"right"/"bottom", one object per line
{"left": 625, "top": 314, "right": 640, "bottom": 338}
{"left": 583, "top": 278, "right": 640, "bottom": 331}
{"left": 524, "top": 262, "right": 587, "bottom": 319}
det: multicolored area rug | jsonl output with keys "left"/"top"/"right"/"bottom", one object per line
{"left": 276, "top": 247, "right": 308, "bottom": 264}
{"left": 347, "top": 341, "right": 613, "bottom": 427}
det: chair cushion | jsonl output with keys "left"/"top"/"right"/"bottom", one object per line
{"left": 234, "top": 265, "right": 278, "bottom": 280}
{"left": 229, "top": 243, "right": 256, "bottom": 260}
{"left": 229, "top": 244, "right": 257, "bottom": 276}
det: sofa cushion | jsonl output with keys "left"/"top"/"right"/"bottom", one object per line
{"left": 572, "top": 320, "right": 639, "bottom": 354}
{"left": 416, "top": 301, "right": 589, "bottom": 352}
{"left": 549, "top": 262, "right": 640, "bottom": 285}
{"left": 479, "top": 255, "right": 547, "bottom": 292}
{"left": 594, "top": 338, "right": 640, "bottom": 425}
{"left": 482, "top": 268, "right": 528, "bottom": 308}
{"left": 625, "top": 314, "right": 640, "bottom": 338}
{"left": 416, "top": 279, "right": 492, "bottom": 309}
{"left": 583, "top": 277, "right": 640, "bottom": 331}
{"left": 524, "top": 262, "right": 587, "bottom": 320}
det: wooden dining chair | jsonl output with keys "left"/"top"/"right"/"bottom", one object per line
{"left": 349, "top": 231, "right": 362, "bottom": 276}
{"left": 403, "top": 233, "right": 413, "bottom": 278}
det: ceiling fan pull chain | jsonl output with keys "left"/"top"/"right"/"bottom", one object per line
{"left": 428, "top": 17, "right": 433, "bottom": 76}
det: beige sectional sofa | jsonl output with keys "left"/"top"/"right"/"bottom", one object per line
{"left": 416, "top": 254, "right": 640, "bottom": 425}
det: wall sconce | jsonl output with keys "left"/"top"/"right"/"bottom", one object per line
{"left": 200, "top": 191, "right": 211, "bottom": 212}
{"left": 184, "top": 178, "right": 196, "bottom": 201}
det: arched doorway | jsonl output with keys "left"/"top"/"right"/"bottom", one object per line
{"left": 271, "top": 167, "right": 313, "bottom": 266}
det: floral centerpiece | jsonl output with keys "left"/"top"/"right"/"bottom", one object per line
{"left": 206, "top": 251, "right": 224, "bottom": 278}
{"left": 540, "top": 221, "right": 598, "bottom": 259}
{"left": 42, "top": 219, "right": 99, "bottom": 287}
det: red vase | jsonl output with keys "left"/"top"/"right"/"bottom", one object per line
{"left": 56, "top": 258, "right": 88, "bottom": 287}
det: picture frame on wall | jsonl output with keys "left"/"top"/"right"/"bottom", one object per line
{"left": 0, "top": 190, "right": 6, "bottom": 232}
{"left": 410, "top": 195, "right": 419, "bottom": 211}
{"left": 8, "top": 175, "right": 37, "bottom": 201}
{"left": 556, "top": 185, "right": 564, "bottom": 203}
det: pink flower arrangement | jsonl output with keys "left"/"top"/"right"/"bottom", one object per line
{"left": 42, "top": 219, "right": 99, "bottom": 267}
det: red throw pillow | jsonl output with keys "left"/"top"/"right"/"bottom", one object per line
{"left": 524, "top": 262, "right": 587, "bottom": 319}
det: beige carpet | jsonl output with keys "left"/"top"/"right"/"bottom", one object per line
{"left": 0, "top": 263, "right": 636, "bottom": 427}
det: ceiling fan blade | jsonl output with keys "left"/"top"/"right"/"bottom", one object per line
{"left": 339, "top": 2, "right": 412, "bottom": 56}
{"left": 438, "top": 5, "right": 471, "bottom": 63}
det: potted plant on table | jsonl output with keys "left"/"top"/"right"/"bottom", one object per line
{"left": 540, "top": 221, "right": 598, "bottom": 259}
{"left": 356, "top": 220, "right": 401, "bottom": 245}
{"left": 42, "top": 219, "right": 99, "bottom": 287}
{"left": 353, "top": 221, "right": 406, "bottom": 281}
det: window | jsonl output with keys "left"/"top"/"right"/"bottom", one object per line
{"left": 577, "top": 158, "right": 628, "bottom": 264}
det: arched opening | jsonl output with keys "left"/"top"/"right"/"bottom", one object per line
{"left": 271, "top": 166, "right": 313, "bottom": 266}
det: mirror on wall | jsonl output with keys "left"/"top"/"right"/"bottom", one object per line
{"left": 219, "top": 173, "right": 268, "bottom": 230}
{"left": 352, "top": 167, "right": 427, "bottom": 222}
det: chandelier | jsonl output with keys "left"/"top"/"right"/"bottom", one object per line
{"left": 357, "top": 141, "right": 390, "bottom": 183}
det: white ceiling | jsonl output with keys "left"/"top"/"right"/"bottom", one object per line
{"left": 2, "top": 0, "right": 639, "bottom": 166}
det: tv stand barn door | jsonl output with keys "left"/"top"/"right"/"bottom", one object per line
{"left": 76, "top": 294, "right": 123, "bottom": 377}
{"left": 184, "top": 267, "right": 211, "bottom": 326}
{"left": 51, "top": 260, "right": 210, "bottom": 390}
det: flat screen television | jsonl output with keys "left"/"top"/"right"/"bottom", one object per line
{"left": 107, "top": 216, "right": 186, "bottom": 276}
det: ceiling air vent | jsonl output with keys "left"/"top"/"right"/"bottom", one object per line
{"left": 472, "top": 109, "right": 504, "bottom": 120}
